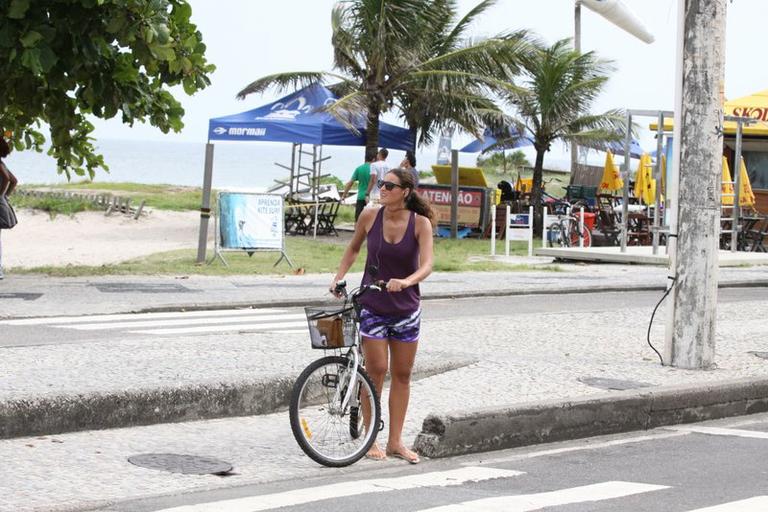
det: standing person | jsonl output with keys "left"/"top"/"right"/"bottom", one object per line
{"left": 0, "top": 138, "right": 18, "bottom": 280}
{"left": 366, "top": 148, "right": 390, "bottom": 204}
{"left": 400, "top": 150, "right": 419, "bottom": 187}
{"left": 340, "top": 150, "right": 376, "bottom": 222}
{"left": 330, "top": 168, "right": 434, "bottom": 464}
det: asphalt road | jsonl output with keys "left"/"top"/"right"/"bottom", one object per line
{"left": 2, "top": 287, "right": 767, "bottom": 348}
{"left": 102, "top": 412, "right": 768, "bottom": 512}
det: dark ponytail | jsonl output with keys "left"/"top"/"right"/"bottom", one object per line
{"left": 390, "top": 168, "right": 435, "bottom": 226}
{"left": 0, "top": 138, "right": 10, "bottom": 159}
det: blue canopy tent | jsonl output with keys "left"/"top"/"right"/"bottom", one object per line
{"left": 459, "top": 127, "right": 533, "bottom": 153}
{"left": 461, "top": 127, "right": 644, "bottom": 159}
{"left": 208, "top": 83, "right": 414, "bottom": 149}
{"left": 580, "top": 138, "right": 644, "bottom": 159}
{"left": 196, "top": 83, "right": 415, "bottom": 262}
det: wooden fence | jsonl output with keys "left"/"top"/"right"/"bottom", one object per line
{"left": 16, "top": 189, "right": 146, "bottom": 219}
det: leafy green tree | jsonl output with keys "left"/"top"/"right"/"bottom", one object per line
{"left": 477, "top": 149, "right": 530, "bottom": 173}
{"left": 0, "top": 0, "right": 215, "bottom": 178}
{"left": 500, "top": 39, "right": 625, "bottom": 232}
{"left": 238, "top": 0, "right": 530, "bottom": 155}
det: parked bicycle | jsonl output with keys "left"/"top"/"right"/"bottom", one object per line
{"left": 546, "top": 199, "right": 593, "bottom": 248}
{"left": 289, "top": 280, "right": 384, "bottom": 467}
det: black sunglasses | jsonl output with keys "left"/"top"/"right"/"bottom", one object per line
{"left": 377, "top": 179, "right": 405, "bottom": 191}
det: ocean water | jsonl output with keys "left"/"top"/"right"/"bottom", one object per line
{"left": 5, "top": 138, "right": 478, "bottom": 190}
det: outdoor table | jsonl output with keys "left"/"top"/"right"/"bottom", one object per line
{"left": 284, "top": 199, "right": 340, "bottom": 236}
{"left": 720, "top": 215, "right": 763, "bottom": 251}
{"left": 740, "top": 216, "right": 766, "bottom": 252}
{"left": 627, "top": 212, "right": 651, "bottom": 246}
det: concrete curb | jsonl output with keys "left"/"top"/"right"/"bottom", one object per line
{"left": 0, "top": 355, "right": 478, "bottom": 440}
{"left": 131, "top": 279, "right": 768, "bottom": 315}
{"left": 412, "top": 377, "right": 768, "bottom": 458}
{"left": 0, "top": 378, "right": 293, "bottom": 440}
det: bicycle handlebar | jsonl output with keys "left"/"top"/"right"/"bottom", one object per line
{"left": 331, "top": 280, "right": 387, "bottom": 300}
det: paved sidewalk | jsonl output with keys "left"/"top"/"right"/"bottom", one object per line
{"left": 1, "top": 264, "right": 768, "bottom": 511}
{"left": 3, "top": 263, "right": 768, "bottom": 319}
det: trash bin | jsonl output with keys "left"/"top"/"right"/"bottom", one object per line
{"left": 573, "top": 211, "right": 596, "bottom": 230}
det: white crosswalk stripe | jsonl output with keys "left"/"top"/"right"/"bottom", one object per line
{"left": 684, "top": 497, "right": 768, "bottom": 511}
{"left": 414, "top": 481, "right": 670, "bottom": 512}
{"left": 0, "top": 308, "right": 310, "bottom": 336}
{"left": 151, "top": 467, "right": 524, "bottom": 512}
{"left": 131, "top": 320, "right": 308, "bottom": 335}
{"left": 669, "top": 426, "right": 768, "bottom": 440}
{"left": 58, "top": 313, "right": 306, "bottom": 331}
{"left": 0, "top": 308, "right": 288, "bottom": 326}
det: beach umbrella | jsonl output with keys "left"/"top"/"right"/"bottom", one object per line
{"left": 515, "top": 175, "right": 534, "bottom": 193}
{"left": 738, "top": 157, "right": 756, "bottom": 207}
{"left": 599, "top": 151, "right": 624, "bottom": 192}
{"left": 722, "top": 156, "right": 756, "bottom": 207}
{"left": 721, "top": 156, "right": 735, "bottom": 205}
{"left": 633, "top": 153, "right": 656, "bottom": 204}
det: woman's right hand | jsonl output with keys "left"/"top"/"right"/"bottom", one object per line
{"left": 329, "top": 279, "right": 345, "bottom": 298}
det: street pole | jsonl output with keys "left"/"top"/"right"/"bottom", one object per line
{"left": 196, "top": 142, "right": 215, "bottom": 264}
{"left": 450, "top": 149, "right": 459, "bottom": 239}
{"left": 570, "top": 1, "right": 581, "bottom": 179}
{"left": 730, "top": 118, "right": 744, "bottom": 252}
{"left": 665, "top": 0, "right": 727, "bottom": 369}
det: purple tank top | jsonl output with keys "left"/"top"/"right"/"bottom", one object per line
{"left": 359, "top": 207, "right": 421, "bottom": 316}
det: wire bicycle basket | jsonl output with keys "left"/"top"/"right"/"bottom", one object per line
{"left": 305, "top": 305, "right": 357, "bottom": 349}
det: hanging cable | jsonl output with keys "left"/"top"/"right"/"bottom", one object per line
{"left": 646, "top": 233, "right": 679, "bottom": 365}
{"left": 647, "top": 276, "right": 676, "bottom": 365}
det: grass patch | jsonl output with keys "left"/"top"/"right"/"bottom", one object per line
{"left": 13, "top": 236, "right": 556, "bottom": 277}
{"left": 336, "top": 204, "right": 355, "bottom": 224}
{"left": 11, "top": 194, "right": 100, "bottom": 218}
{"left": 21, "top": 182, "right": 205, "bottom": 211}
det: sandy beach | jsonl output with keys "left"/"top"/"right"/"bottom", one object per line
{"left": 0, "top": 208, "right": 210, "bottom": 268}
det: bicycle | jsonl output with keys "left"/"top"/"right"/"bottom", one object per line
{"left": 289, "top": 280, "right": 384, "bottom": 467}
{"left": 546, "top": 200, "right": 593, "bottom": 248}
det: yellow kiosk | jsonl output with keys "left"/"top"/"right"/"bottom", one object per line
{"left": 651, "top": 89, "right": 768, "bottom": 213}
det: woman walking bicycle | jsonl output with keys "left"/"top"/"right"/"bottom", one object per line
{"left": 330, "top": 168, "right": 434, "bottom": 463}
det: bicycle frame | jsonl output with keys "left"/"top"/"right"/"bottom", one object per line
{"left": 331, "top": 282, "right": 382, "bottom": 414}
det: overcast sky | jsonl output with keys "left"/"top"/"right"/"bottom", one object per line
{"left": 91, "top": 0, "right": 768, "bottom": 153}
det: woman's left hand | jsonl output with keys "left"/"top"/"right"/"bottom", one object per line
{"left": 386, "top": 278, "right": 410, "bottom": 292}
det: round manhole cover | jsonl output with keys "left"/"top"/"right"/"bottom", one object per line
{"left": 128, "top": 454, "right": 233, "bottom": 475}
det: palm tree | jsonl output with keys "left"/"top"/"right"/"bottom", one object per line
{"left": 499, "top": 39, "right": 626, "bottom": 233}
{"left": 237, "top": 0, "right": 531, "bottom": 155}
{"left": 477, "top": 149, "right": 531, "bottom": 174}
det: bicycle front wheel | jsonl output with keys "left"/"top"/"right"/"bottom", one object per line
{"left": 548, "top": 223, "right": 565, "bottom": 247}
{"left": 289, "top": 355, "right": 381, "bottom": 467}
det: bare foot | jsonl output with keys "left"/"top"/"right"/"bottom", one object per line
{"left": 365, "top": 443, "right": 387, "bottom": 461}
{"left": 386, "top": 444, "right": 421, "bottom": 464}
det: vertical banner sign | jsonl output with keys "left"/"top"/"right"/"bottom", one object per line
{"left": 219, "top": 193, "right": 283, "bottom": 249}
{"left": 436, "top": 136, "right": 452, "bottom": 165}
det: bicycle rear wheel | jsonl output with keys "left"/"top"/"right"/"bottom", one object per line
{"left": 289, "top": 355, "right": 380, "bottom": 467}
{"left": 567, "top": 221, "right": 592, "bottom": 247}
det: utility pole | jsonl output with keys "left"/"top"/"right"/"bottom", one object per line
{"left": 664, "top": 0, "right": 727, "bottom": 369}
{"left": 570, "top": 1, "right": 581, "bottom": 178}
